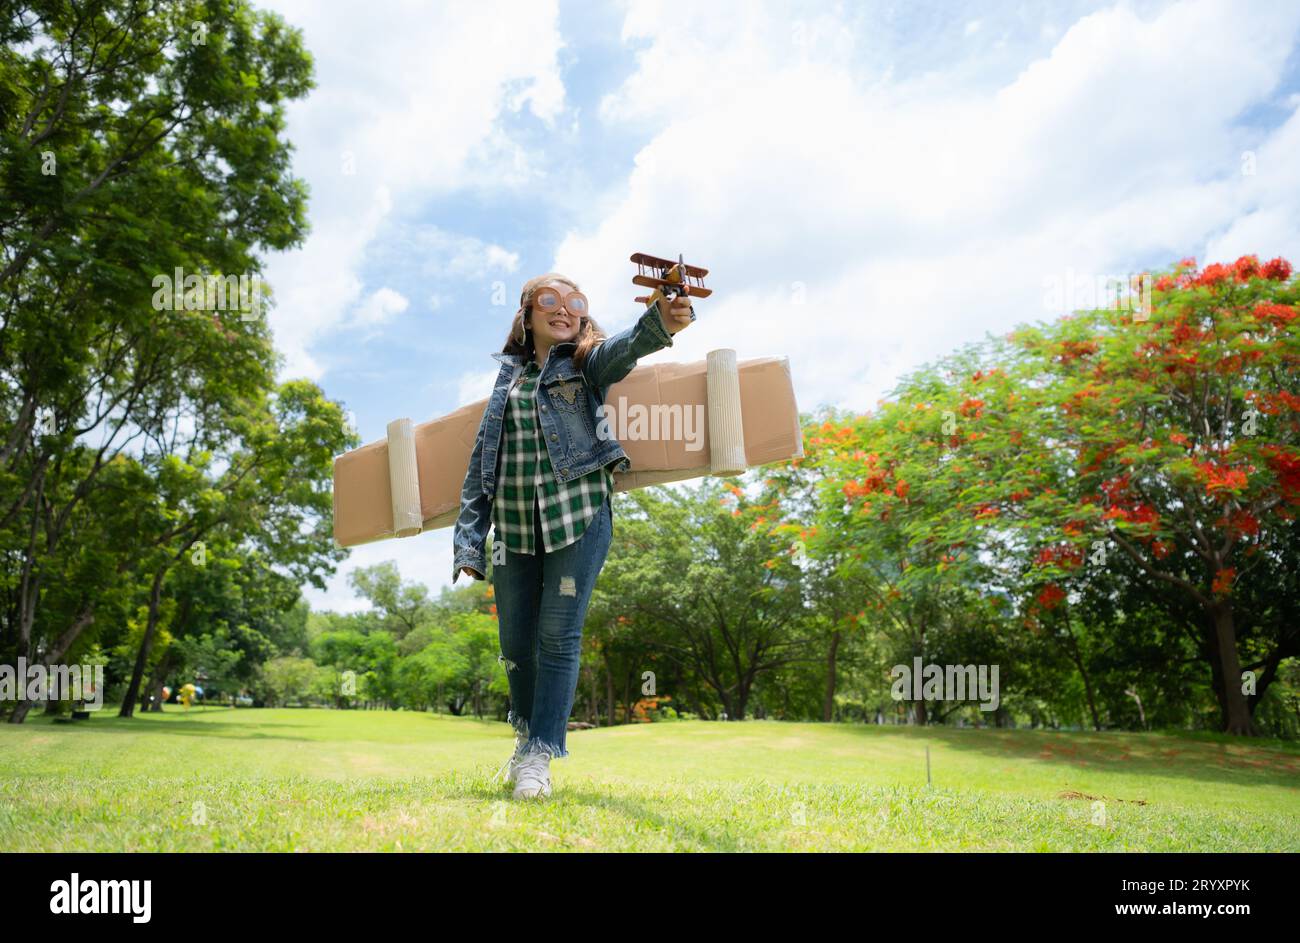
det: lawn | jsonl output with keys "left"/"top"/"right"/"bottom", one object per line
{"left": 1, "top": 706, "right": 1297, "bottom": 852}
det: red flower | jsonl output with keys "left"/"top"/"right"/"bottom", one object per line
{"left": 1212, "top": 568, "right": 1235, "bottom": 596}
{"left": 1224, "top": 510, "right": 1260, "bottom": 537}
{"left": 1101, "top": 503, "right": 1157, "bottom": 527}
{"left": 894, "top": 480, "right": 910, "bottom": 498}
{"left": 1169, "top": 317, "right": 1201, "bottom": 345}
{"left": 1251, "top": 302, "right": 1297, "bottom": 327}
{"left": 1057, "top": 340, "right": 1100, "bottom": 362}
{"left": 1100, "top": 473, "right": 1132, "bottom": 502}
{"left": 1131, "top": 504, "right": 1158, "bottom": 526}
{"left": 1261, "top": 257, "right": 1293, "bottom": 280}
{"left": 1194, "top": 263, "right": 1231, "bottom": 287}
{"left": 1035, "top": 545, "right": 1084, "bottom": 569}
{"left": 1194, "top": 460, "right": 1249, "bottom": 498}
{"left": 1262, "top": 446, "right": 1300, "bottom": 505}
{"left": 1232, "top": 255, "right": 1261, "bottom": 282}
{"left": 1037, "top": 584, "right": 1066, "bottom": 609}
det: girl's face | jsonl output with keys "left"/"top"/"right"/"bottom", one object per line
{"left": 527, "top": 278, "right": 583, "bottom": 348}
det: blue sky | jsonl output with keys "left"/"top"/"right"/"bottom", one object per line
{"left": 256, "top": 0, "right": 1300, "bottom": 612}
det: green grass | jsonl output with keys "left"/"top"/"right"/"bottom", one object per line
{"left": 2, "top": 705, "right": 1297, "bottom": 851}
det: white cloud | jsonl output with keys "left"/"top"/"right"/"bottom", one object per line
{"left": 1203, "top": 103, "right": 1300, "bottom": 264}
{"left": 557, "top": 0, "right": 1300, "bottom": 413}
{"left": 404, "top": 229, "right": 520, "bottom": 281}
{"left": 259, "top": 0, "right": 566, "bottom": 382}
{"left": 457, "top": 366, "right": 502, "bottom": 409}
{"left": 352, "top": 286, "right": 410, "bottom": 328}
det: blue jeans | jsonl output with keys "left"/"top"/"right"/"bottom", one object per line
{"left": 492, "top": 493, "right": 612, "bottom": 759}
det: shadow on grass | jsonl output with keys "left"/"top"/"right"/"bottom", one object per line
{"left": 15, "top": 709, "right": 318, "bottom": 743}
{"left": 835, "top": 724, "right": 1300, "bottom": 791}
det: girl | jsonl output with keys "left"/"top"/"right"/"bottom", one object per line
{"left": 452, "top": 272, "right": 696, "bottom": 799}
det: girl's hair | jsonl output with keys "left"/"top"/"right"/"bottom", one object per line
{"left": 501, "top": 272, "right": 606, "bottom": 369}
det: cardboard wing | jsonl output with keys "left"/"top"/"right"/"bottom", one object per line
{"left": 331, "top": 349, "right": 802, "bottom": 549}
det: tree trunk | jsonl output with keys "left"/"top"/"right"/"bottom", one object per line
{"left": 823, "top": 629, "right": 841, "bottom": 722}
{"left": 1062, "top": 614, "right": 1102, "bottom": 731}
{"left": 603, "top": 653, "right": 615, "bottom": 728}
{"left": 718, "top": 689, "right": 734, "bottom": 720}
{"left": 6, "top": 606, "right": 96, "bottom": 724}
{"left": 1211, "top": 602, "right": 1256, "bottom": 736}
{"left": 8, "top": 699, "right": 35, "bottom": 724}
{"left": 733, "top": 678, "right": 750, "bottom": 720}
{"left": 146, "top": 651, "right": 177, "bottom": 712}
{"left": 120, "top": 569, "right": 166, "bottom": 718}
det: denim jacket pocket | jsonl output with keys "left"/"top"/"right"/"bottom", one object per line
{"left": 543, "top": 375, "right": 597, "bottom": 460}
{"left": 548, "top": 377, "right": 586, "bottom": 413}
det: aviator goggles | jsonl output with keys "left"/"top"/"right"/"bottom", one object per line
{"left": 530, "top": 287, "right": 589, "bottom": 317}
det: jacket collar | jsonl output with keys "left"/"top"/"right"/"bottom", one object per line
{"left": 492, "top": 340, "right": 577, "bottom": 367}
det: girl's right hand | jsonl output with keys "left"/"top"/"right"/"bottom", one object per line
{"left": 654, "top": 290, "right": 696, "bottom": 334}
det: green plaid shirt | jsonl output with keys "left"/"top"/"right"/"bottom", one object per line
{"left": 492, "top": 360, "right": 613, "bottom": 555}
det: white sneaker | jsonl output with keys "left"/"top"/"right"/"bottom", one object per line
{"left": 494, "top": 730, "right": 529, "bottom": 785}
{"left": 512, "top": 752, "right": 552, "bottom": 800}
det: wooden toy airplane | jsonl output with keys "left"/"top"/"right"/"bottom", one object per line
{"left": 632, "top": 252, "right": 712, "bottom": 320}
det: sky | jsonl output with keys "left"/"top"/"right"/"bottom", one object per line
{"left": 254, "top": 0, "right": 1300, "bottom": 614}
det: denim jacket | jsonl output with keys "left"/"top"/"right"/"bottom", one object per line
{"left": 452, "top": 299, "right": 675, "bottom": 581}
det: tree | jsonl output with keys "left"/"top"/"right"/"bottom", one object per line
{"left": 116, "top": 380, "right": 352, "bottom": 717}
{"left": 1, "top": 0, "right": 320, "bottom": 720}
{"left": 595, "top": 481, "right": 817, "bottom": 720}
{"left": 796, "top": 406, "right": 1017, "bottom": 725}
{"left": 257, "top": 655, "right": 324, "bottom": 707}
{"left": 858, "top": 256, "right": 1297, "bottom": 735}
{"left": 348, "top": 562, "right": 435, "bottom": 640}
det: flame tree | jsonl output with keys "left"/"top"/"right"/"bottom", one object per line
{"left": 816, "top": 256, "right": 1297, "bottom": 735}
